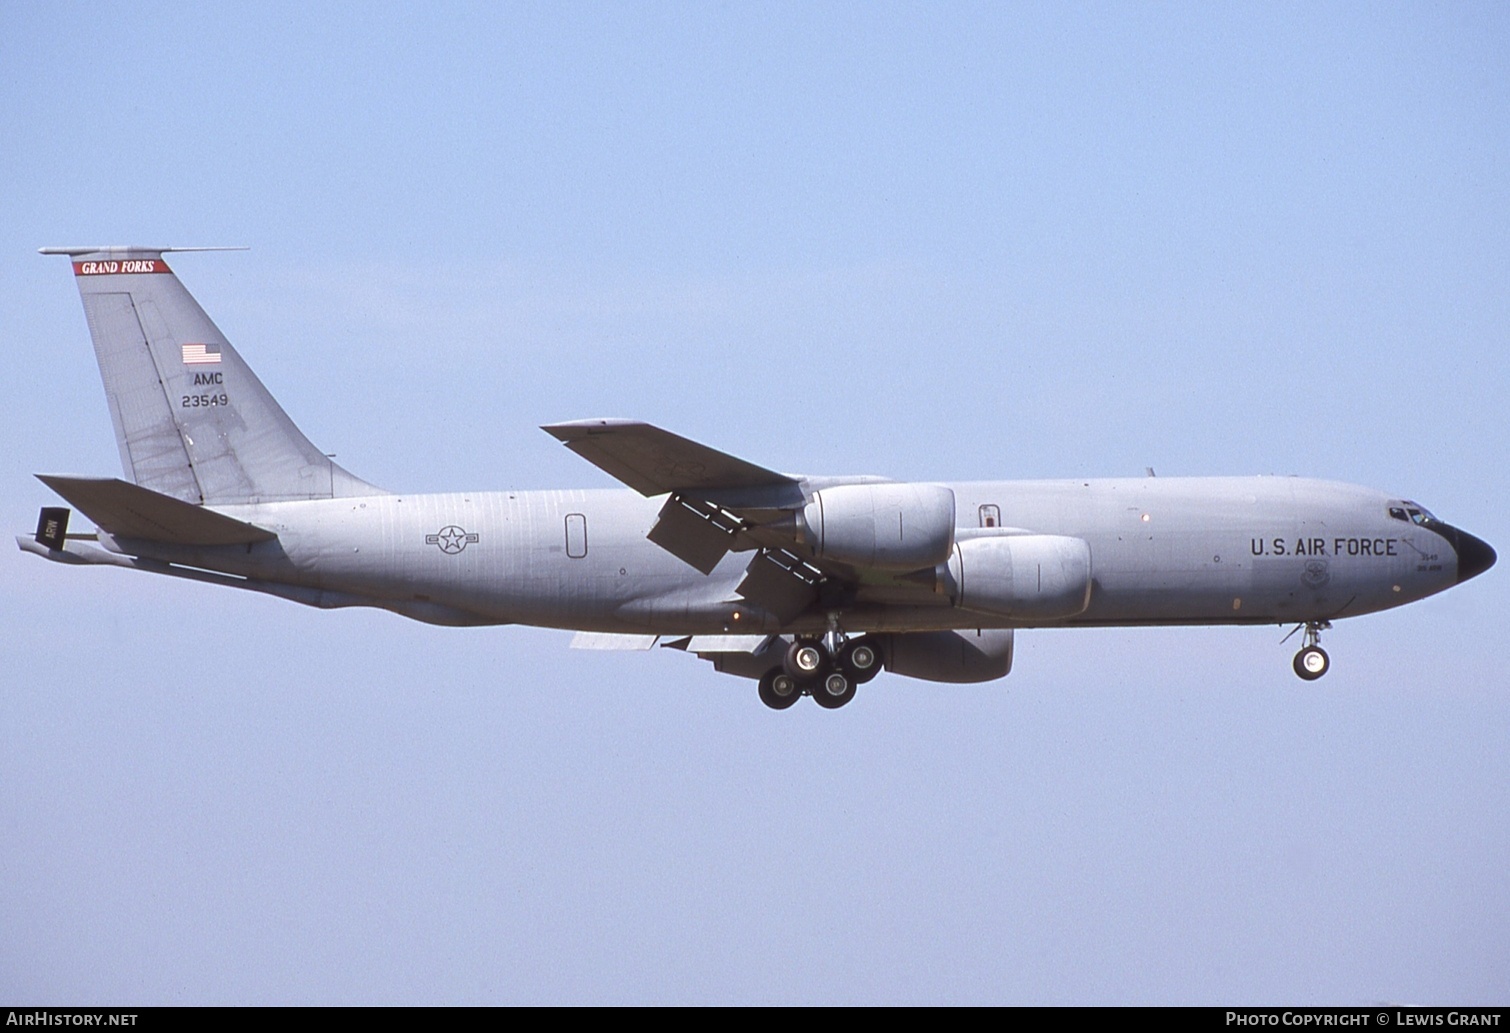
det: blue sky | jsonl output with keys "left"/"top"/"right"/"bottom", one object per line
{"left": 2, "top": 2, "right": 1507, "bottom": 1004}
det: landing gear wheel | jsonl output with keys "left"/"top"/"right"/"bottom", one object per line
{"left": 758, "top": 669, "right": 802, "bottom": 710}
{"left": 784, "top": 639, "right": 828, "bottom": 679}
{"left": 811, "top": 670, "right": 857, "bottom": 709}
{"left": 837, "top": 639, "right": 881, "bottom": 684}
{"left": 1293, "top": 645, "right": 1330, "bottom": 681}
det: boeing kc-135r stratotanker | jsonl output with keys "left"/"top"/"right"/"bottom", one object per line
{"left": 23, "top": 248, "right": 1496, "bottom": 709}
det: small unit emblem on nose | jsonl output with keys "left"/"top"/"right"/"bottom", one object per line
{"left": 1301, "top": 559, "right": 1330, "bottom": 589}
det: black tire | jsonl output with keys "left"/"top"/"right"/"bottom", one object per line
{"left": 1293, "top": 646, "right": 1330, "bottom": 681}
{"left": 811, "top": 670, "right": 856, "bottom": 709}
{"left": 784, "top": 638, "right": 828, "bottom": 679}
{"left": 838, "top": 639, "right": 881, "bottom": 684}
{"left": 758, "top": 668, "right": 802, "bottom": 709}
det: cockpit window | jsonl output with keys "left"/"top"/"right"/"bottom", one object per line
{"left": 1402, "top": 500, "right": 1438, "bottom": 526}
{"left": 1389, "top": 501, "right": 1439, "bottom": 526}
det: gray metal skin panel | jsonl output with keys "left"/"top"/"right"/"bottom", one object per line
{"left": 105, "top": 474, "right": 1463, "bottom": 634}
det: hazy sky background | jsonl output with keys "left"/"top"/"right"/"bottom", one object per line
{"left": 2, "top": 2, "right": 1506, "bottom": 1004}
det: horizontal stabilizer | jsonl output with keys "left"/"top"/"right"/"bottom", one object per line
{"left": 39, "top": 246, "right": 249, "bottom": 256}
{"left": 543, "top": 419, "right": 799, "bottom": 498}
{"left": 36, "top": 475, "right": 276, "bottom": 546}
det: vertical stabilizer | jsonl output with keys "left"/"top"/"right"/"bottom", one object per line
{"left": 42, "top": 247, "right": 383, "bottom": 504}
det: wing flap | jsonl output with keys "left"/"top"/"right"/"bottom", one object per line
{"left": 37, "top": 474, "right": 277, "bottom": 546}
{"left": 683, "top": 634, "right": 774, "bottom": 654}
{"left": 736, "top": 549, "right": 821, "bottom": 623}
{"left": 568, "top": 632, "right": 660, "bottom": 650}
{"left": 646, "top": 495, "right": 745, "bottom": 574}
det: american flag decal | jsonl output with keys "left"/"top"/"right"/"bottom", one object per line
{"left": 181, "top": 343, "right": 222, "bottom": 365}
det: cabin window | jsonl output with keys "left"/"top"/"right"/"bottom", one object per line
{"left": 565, "top": 513, "right": 587, "bottom": 558}
{"left": 979, "top": 504, "right": 1000, "bottom": 528}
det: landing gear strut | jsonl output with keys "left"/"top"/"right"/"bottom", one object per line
{"left": 1290, "top": 621, "right": 1331, "bottom": 681}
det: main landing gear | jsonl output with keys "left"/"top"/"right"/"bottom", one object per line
{"left": 757, "top": 633, "right": 882, "bottom": 710}
{"left": 1288, "top": 621, "right": 1332, "bottom": 681}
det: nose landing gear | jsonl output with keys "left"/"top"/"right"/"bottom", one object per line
{"left": 1288, "top": 621, "right": 1332, "bottom": 680}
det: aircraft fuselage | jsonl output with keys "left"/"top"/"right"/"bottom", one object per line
{"left": 107, "top": 474, "right": 1467, "bottom": 635}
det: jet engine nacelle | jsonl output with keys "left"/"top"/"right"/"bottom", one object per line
{"left": 948, "top": 534, "right": 1093, "bottom": 620}
{"left": 881, "top": 628, "right": 1014, "bottom": 683}
{"left": 802, "top": 483, "right": 956, "bottom": 570}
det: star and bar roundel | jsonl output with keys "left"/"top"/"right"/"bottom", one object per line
{"left": 426, "top": 525, "right": 480, "bottom": 555}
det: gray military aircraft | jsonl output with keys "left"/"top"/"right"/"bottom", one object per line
{"left": 22, "top": 247, "right": 1496, "bottom": 709}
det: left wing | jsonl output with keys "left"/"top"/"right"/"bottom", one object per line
{"left": 544, "top": 420, "right": 939, "bottom": 623}
{"left": 541, "top": 419, "right": 802, "bottom": 503}
{"left": 543, "top": 420, "right": 814, "bottom": 597}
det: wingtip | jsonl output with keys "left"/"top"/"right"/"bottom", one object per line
{"left": 541, "top": 419, "right": 644, "bottom": 441}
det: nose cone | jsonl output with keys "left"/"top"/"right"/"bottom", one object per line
{"left": 1433, "top": 519, "right": 1497, "bottom": 584}
{"left": 1453, "top": 527, "right": 1497, "bottom": 584}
